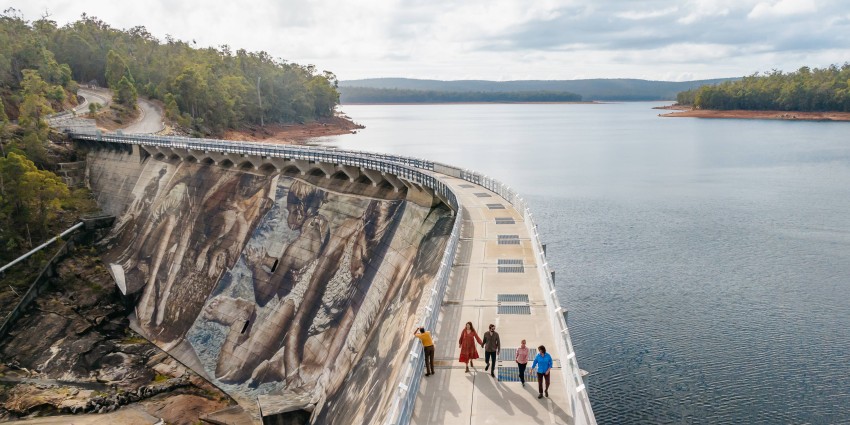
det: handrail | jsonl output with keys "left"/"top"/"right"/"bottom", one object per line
{"left": 67, "top": 130, "right": 595, "bottom": 425}
{"left": 0, "top": 222, "right": 84, "bottom": 275}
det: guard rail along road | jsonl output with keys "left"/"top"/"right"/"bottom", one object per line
{"left": 67, "top": 130, "right": 596, "bottom": 425}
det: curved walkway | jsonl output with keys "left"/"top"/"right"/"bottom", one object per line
{"left": 412, "top": 175, "right": 575, "bottom": 425}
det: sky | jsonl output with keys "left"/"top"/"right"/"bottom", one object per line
{"left": 6, "top": 0, "right": 850, "bottom": 81}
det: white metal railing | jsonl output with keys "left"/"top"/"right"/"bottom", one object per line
{"left": 67, "top": 130, "right": 595, "bottom": 424}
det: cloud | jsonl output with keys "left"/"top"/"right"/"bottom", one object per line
{"left": 748, "top": 0, "right": 817, "bottom": 19}
{"left": 4, "top": 0, "right": 850, "bottom": 81}
{"left": 617, "top": 7, "right": 678, "bottom": 20}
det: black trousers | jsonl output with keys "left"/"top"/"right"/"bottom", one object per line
{"left": 485, "top": 351, "right": 497, "bottom": 374}
{"left": 538, "top": 371, "right": 551, "bottom": 394}
{"left": 423, "top": 345, "right": 435, "bottom": 374}
{"left": 517, "top": 362, "right": 527, "bottom": 383}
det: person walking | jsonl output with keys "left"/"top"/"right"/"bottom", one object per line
{"left": 515, "top": 339, "right": 530, "bottom": 386}
{"left": 482, "top": 324, "right": 501, "bottom": 378}
{"left": 458, "top": 322, "right": 483, "bottom": 373}
{"left": 414, "top": 326, "right": 435, "bottom": 376}
{"left": 531, "top": 345, "right": 553, "bottom": 398}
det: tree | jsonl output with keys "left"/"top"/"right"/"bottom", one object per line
{"left": 0, "top": 98, "right": 8, "bottom": 156}
{"left": 105, "top": 49, "right": 128, "bottom": 89}
{"left": 0, "top": 152, "right": 70, "bottom": 250}
{"left": 115, "top": 75, "right": 138, "bottom": 106}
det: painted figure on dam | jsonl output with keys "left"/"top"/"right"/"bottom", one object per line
{"left": 102, "top": 163, "right": 275, "bottom": 346}
{"left": 88, "top": 149, "right": 455, "bottom": 422}
{"left": 198, "top": 181, "right": 404, "bottom": 387}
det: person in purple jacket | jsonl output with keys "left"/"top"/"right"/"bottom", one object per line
{"left": 531, "top": 345, "right": 553, "bottom": 399}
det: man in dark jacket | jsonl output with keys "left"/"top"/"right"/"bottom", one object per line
{"left": 482, "top": 324, "right": 501, "bottom": 378}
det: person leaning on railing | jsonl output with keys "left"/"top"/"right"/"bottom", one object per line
{"left": 414, "top": 326, "right": 436, "bottom": 376}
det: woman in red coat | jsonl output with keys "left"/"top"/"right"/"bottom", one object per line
{"left": 458, "top": 321, "right": 483, "bottom": 372}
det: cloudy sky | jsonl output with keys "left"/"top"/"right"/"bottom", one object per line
{"left": 8, "top": 0, "right": 850, "bottom": 81}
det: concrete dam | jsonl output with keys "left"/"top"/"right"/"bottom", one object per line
{"left": 72, "top": 132, "right": 596, "bottom": 424}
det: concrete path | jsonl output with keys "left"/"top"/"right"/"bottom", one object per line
{"left": 412, "top": 176, "right": 575, "bottom": 425}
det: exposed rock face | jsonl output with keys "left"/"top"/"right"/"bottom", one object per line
{"left": 86, "top": 147, "right": 454, "bottom": 423}
{"left": 0, "top": 254, "right": 233, "bottom": 423}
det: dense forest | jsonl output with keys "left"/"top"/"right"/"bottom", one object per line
{"left": 0, "top": 10, "right": 339, "bottom": 135}
{"left": 0, "top": 10, "right": 339, "bottom": 263}
{"left": 340, "top": 77, "right": 737, "bottom": 102}
{"left": 676, "top": 64, "right": 850, "bottom": 112}
{"left": 341, "top": 87, "right": 581, "bottom": 103}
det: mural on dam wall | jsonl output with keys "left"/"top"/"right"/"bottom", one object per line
{"left": 88, "top": 148, "right": 453, "bottom": 421}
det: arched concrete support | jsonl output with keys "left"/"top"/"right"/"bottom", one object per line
{"left": 329, "top": 170, "right": 350, "bottom": 181}
{"left": 291, "top": 159, "right": 311, "bottom": 175}
{"left": 338, "top": 165, "right": 360, "bottom": 182}
{"left": 201, "top": 157, "right": 216, "bottom": 166}
{"left": 401, "top": 180, "right": 420, "bottom": 192}
{"left": 238, "top": 159, "right": 256, "bottom": 170}
{"left": 382, "top": 173, "right": 405, "bottom": 192}
{"left": 258, "top": 163, "right": 277, "bottom": 174}
{"left": 317, "top": 163, "right": 336, "bottom": 179}
{"left": 267, "top": 158, "right": 289, "bottom": 171}
{"left": 360, "top": 169, "right": 383, "bottom": 187}
{"left": 206, "top": 152, "right": 231, "bottom": 166}
{"left": 219, "top": 158, "right": 235, "bottom": 169}
{"left": 281, "top": 164, "right": 301, "bottom": 176}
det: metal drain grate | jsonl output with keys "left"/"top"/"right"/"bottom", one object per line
{"left": 498, "top": 294, "right": 530, "bottom": 303}
{"left": 498, "top": 305, "right": 531, "bottom": 314}
{"left": 475, "top": 192, "right": 492, "bottom": 198}
{"left": 498, "top": 259, "right": 523, "bottom": 265}
{"left": 460, "top": 184, "right": 475, "bottom": 188}
{"left": 487, "top": 204, "right": 506, "bottom": 210}
{"left": 498, "top": 266, "right": 524, "bottom": 273}
{"left": 498, "top": 235, "right": 520, "bottom": 245}
{"left": 495, "top": 217, "right": 515, "bottom": 224}
{"left": 500, "top": 348, "right": 516, "bottom": 361}
{"left": 498, "top": 366, "right": 539, "bottom": 382}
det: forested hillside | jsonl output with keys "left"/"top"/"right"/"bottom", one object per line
{"left": 1, "top": 11, "right": 339, "bottom": 136}
{"left": 676, "top": 64, "right": 850, "bottom": 112}
{"left": 0, "top": 10, "right": 339, "bottom": 262}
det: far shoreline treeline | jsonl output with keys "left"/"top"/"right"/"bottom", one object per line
{"left": 339, "top": 87, "right": 582, "bottom": 103}
{"left": 676, "top": 64, "right": 850, "bottom": 112}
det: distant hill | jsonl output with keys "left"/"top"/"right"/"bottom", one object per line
{"left": 339, "top": 77, "right": 738, "bottom": 103}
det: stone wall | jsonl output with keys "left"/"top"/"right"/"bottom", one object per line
{"left": 85, "top": 146, "right": 454, "bottom": 423}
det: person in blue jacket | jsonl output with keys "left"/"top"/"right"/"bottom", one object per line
{"left": 531, "top": 345, "right": 553, "bottom": 399}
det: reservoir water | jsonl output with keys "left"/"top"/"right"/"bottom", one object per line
{"left": 319, "top": 103, "right": 850, "bottom": 424}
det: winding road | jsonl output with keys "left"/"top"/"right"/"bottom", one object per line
{"left": 50, "top": 87, "right": 164, "bottom": 134}
{"left": 124, "top": 97, "right": 165, "bottom": 134}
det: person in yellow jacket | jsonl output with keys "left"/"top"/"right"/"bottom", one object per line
{"left": 414, "top": 326, "right": 436, "bottom": 376}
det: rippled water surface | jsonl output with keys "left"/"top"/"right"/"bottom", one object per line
{"left": 320, "top": 103, "right": 850, "bottom": 424}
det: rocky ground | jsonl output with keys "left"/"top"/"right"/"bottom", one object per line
{"left": 0, "top": 250, "right": 234, "bottom": 424}
{"left": 221, "top": 114, "right": 364, "bottom": 144}
{"left": 656, "top": 105, "right": 850, "bottom": 121}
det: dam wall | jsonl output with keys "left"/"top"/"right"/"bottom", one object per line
{"left": 82, "top": 139, "right": 456, "bottom": 423}
{"left": 72, "top": 131, "right": 594, "bottom": 424}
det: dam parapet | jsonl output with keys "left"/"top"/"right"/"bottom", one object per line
{"left": 69, "top": 130, "right": 594, "bottom": 424}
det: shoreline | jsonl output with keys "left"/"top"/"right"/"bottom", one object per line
{"left": 222, "top": 115, "right": 364, "bottom": 144}
{"left": 340, "top": 101, "right": 601, "bottom": 105}
{"left": 658, "top": 105, "right": 850, "bottom": 122}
